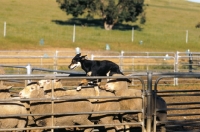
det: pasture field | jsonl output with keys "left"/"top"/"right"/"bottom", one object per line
{"left": 0, "top": 0, "right": 199, "bottom": 51}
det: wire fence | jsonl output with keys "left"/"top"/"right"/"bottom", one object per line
{"left": 0, "top": 50, "right": 200, "bottom": 86}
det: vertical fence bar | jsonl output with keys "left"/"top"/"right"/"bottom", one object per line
{"left": 146, "top": 52, "right": 149, "bottom": 71}
{"left": 26, "top": 64, "right": 32, "bottom": 85}
{"left": 146, "top": 72, "right": 153, "bottom": 132}
{"left": 175, "top": 51, "right": 179, "bottom": 85}
{"left": 120, "top": 51, "right": 124, "bottom": 72}
{"left": 189, "top": 53, "right": 193, "bottom": 72}
{"left": 51, "top": 80, "right": 55, "bottom": 132}
{"left": 91, "top": 54, "right": 94, "bottom": 60}
{"left": 54, "top": 50, "right": 58, "bottom": 74}
{"left": 75, "top": 47, "right": 80, "bottom": 54}
{"left": 132, "top": 27, "right": 134, "bottom": 42}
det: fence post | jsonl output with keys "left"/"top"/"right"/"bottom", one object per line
{"left": 73, "top": 24, "right": 75, "bottom": 43}
{"left": 4, "top": 22, "right": 6, "bottom": 37}
{"left": 26, "top": 64, "right": 32, "bottom": 85}
{"left": 189, "top": 53, "right": 193, "bottom": 72}
{"left": 146, "top": 72, "right": 153, "bottom": 132}
{"left": 91, "top": 54, "right": 94, "bottom": 60}
{"left": 186, "top": 30, "right": 188, "bottom": 43}
{"left": 174, "top": 51, "right": 179, "bottom": 86}
{"left": 132, "top": 27, "right": 134, "bottom": 42}
{"left": 120, "top": 51, "right": 124, "bottom": 72}
{"left": 50, "top": 80, "right": 55, "bottom": 132}
{"left": 54, "top": 50, "right": 58, "bottom": 74}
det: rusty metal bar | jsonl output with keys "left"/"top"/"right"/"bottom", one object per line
{"left": 0, "top": 109, "right": 143, "bottom": 118}
{"left": 0, "top": 121, "right": 143, "bottom": 131}
{"left": 146, "top": 72, "right": 153, "bottom": 132}
{"left": 0, "top": 95, "right": 142, "bottom": 102}
{"left": 51, "top": 80, "right": 55, "bottom": 132}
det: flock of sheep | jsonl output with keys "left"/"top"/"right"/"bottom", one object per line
{"left": 0, "top": 74, "right": 167, "bottom": 132}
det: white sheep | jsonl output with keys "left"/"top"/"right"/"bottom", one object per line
{"left": 35, "top": 80, "right": 124, "bottom": 132}
{"left": 74, "top": 87, "right": 123, "bottom": 131}
{"left": 38, "top": 79, "right": 63, "bottom": 90}
{"left": 104, "top": 74, "right": 167, "bottom": 132}
{"left": 19, "top": 82, "right": 94, "bottom": 132}
{"left": 0, "top": 84, "right": 27, "bottom": 130}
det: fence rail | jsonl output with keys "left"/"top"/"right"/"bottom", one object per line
{"left": 1, "top": 50, "right": 200, "bottom": 86}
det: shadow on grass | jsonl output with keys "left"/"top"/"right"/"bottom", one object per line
{"left": 52, "top": 18, "right": 142, "bottom": 31}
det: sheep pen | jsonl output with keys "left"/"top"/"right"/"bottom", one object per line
{"left": 1, "top": 72, "right": 200, "bottom": 132}
{"left": 36, "top": 79, "right": 151, "bottom": 131}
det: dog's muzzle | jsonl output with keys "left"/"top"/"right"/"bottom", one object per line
{"left": 68, "top": 65, "right": 72, "bottom": 69}
{"left": 68, "top": 64, "right": 77, "bottom": 70}
{"left": 69, "top": 62, "right": 81, "bottom": 70}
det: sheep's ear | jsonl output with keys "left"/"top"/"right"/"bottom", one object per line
{"left": 81, "top": 55, "right": 87, "bottom": 60}
{"left": 0, "top": 85, "right": 13, "bottom": 90}
{"left": 7, "top": 85, "right": 13, "bottom": 89}
{"left": 55, "top": 79, "right": 61, "bottom": 82}
{"left": 27, "top": 82, "right": 38, "bottom": 86}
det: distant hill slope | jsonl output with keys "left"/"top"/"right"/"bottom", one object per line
{"left": 0, "top": 0, "right": 199, "bottom": 52}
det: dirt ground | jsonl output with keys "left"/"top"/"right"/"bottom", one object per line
{"left": 155, "top": 84, "right": 200, "bottom": 132}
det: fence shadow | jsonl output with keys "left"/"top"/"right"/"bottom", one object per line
{"left": 52, "top": 18, "right": 142, "bottom": 31}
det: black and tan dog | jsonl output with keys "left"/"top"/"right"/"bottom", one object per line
{"left": 68, "top": 53, "right": 127, "bottom": 96}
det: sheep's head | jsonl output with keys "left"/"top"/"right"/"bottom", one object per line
{"left": 38, "top": 79, "right": 63, "bottom": 91}
{"left": 38, "top": 80, "right": 48, "bottom": 88}
{"left": 0, "top": 85, "right": 12, "bottom": 99}
{"left": 105, "top": 74, "right": 130, "bottom": 92}
{"left": 105, "top": 80, "right": 120, "bottom": 92}
{"left": 19, "top": 82, "right": 43, "bottom": 99}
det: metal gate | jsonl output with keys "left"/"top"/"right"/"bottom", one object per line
{"left": 1, "top": 72, "right": 200, "bottom": 131}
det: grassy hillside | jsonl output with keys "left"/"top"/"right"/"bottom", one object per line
{"left": 0, "top": 0, "right": 199, "bottom": 52}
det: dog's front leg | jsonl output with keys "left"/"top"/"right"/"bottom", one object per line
{"left": 76, "top": 86, "right": 82, "bottom": 91}
{"left": 77, "top": 79, "right": 88, "bottom": 91}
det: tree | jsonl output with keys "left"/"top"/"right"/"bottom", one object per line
{"left": 56, "top": 0, "right": 145, "bottom": 30}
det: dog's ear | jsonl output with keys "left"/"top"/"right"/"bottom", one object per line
{"left": 76, "top": 53, "right": 81, "bottom": 57}
{"left": 81, "top": 55, "right": 87, "bottom": 60}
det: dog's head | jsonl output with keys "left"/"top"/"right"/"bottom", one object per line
{"left": 68, "top": 53, "right": 87, "bottom": 70}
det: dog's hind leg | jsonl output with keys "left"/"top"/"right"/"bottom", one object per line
{"left": 94, "top": 86, "right": 100, "bottom": 96}
{"left": 106, "top": 71, "right": 111, "bottom": 82}
{"left": 93, "top": 85, "right": 100, "bottom": 102}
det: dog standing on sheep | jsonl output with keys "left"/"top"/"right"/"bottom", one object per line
{"left": 68, "top": 53, "right": 125, "bottom": 97}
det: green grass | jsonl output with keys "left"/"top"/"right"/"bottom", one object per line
{"left": 0, "top": 0, "right": 200, "bottom": 52}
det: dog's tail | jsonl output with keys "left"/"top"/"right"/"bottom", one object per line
{"left": 119, "top": 72, "right": 132, "bottom": 83}
{"left": 109, "top": 72, "right": 132, "bottom": 83}
{"left": 126, "top": 78, "right": 132, "bottom": 83}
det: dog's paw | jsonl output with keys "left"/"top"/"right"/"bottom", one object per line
{"left": 76, "top": 86, "right": 82, "bottom": 91}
